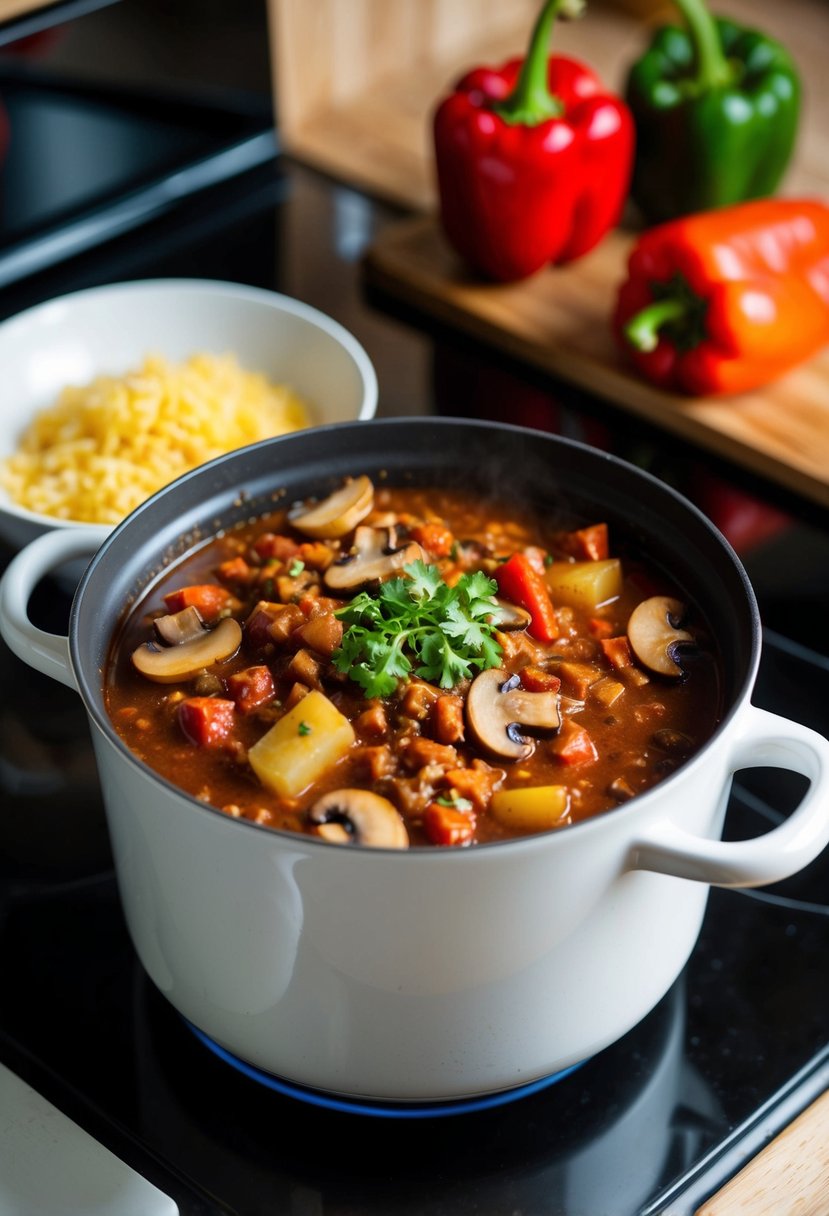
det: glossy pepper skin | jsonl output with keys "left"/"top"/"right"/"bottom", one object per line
{"left": 626, "top": 0, "right": 800, "bottom": 224}
{"left": 433, "top": 0, "right": 634, "bottom": 282}
{"left": 614, "top": 199, "right": 829, "bottom": 397}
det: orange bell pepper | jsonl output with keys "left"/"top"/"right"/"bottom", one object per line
{"left": 614, "top": 198, "right": 829, "bottom": 395}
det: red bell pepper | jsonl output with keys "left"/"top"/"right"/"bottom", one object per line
{"left": 433, "top": 0, "right": 634, "bottom": 282}
{"left": 615, "top": 198, "right": 829, "bottom": 396}
{"left": 163, "top": 584, "right": 232, "bottom": 621}
{"left": 495, "top": 553, "right": 558, "bottom": 642}
{"left": 178, "top": 697, "right": 236, "bottom": 747}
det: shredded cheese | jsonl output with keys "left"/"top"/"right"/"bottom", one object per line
{"left": 1, "top": 353, "right": 311, "bottom": 524}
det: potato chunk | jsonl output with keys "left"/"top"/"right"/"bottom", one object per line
{"left": 248, "top": 691, "right": 355, "bottom": 798}
{"left": 545, "top": 559, "right": 622, "bottom": 612}
{"left": 490, "top": 785, "right": 570, "bottom": 833}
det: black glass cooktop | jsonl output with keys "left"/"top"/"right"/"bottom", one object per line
{"left": 1, "top": 621, "right": 828, "bottom": 1216}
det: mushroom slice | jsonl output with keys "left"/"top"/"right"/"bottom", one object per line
{"left": 289, "top": 476, "right": 374, "bottom": 539}
{"left": 466, "top": 669, "right": 561, "bottom": 761}
{"left": 627, "top": 596, "right": 694, "bottom": 678}
{"left": 324, "top": 525, "right": 424, "bottom": 592}
{"left": 488, "top": 598, "right": 531, "bottom": 631}
{"left": 131, "top": 617, "right": 242, "bottom": 684}
{"left": 307, "top": 789, "right": 409, "bottom": 848}
{"left": 153, "top": 605, "right": 205, "bottom": 646}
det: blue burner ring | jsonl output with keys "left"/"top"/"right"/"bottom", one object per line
{"left": 186, "top": 1021, "right": 585, "bottom": 1119}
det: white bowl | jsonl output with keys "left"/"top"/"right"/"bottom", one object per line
{"left": 0, "top": 278, "right": 378, "bottom": 552}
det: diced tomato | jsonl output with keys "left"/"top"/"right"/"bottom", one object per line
{"left": 432, "top": 694, "right": 465, "bottom": 744}
{"left": 444, "top": 761, "right": 501, "bottom": 810}
{"left": 551, "top": 720, "right": 598, "bottom": 766}
{"left": 296, "top": 541, "right": 334, "bottom": 570}
{"left": 558, "top": 523, "right": 609, "bottom": 562}
{"left": 178, "top": 697, "right": 236, "bottom": 747}
{"left": 294, "top": 612, "right": 343, "bottom": 657}
{"left": 401, "top": 737, "right": 458, "bottom": 772}
{"left": 163, "top": 584, "right": 231, "bottom": 621}
{"left": 227, "top": 666, "right": 275, "bottom": 714}
{"left": 424, "top": 801, "right": 475, "bottom": 846}
{"left": 494, "top": 553, "right": 558, "bottom": 642}
{"left": 588, "top": 617, "right": 615, "bottom": 639}
{"left": 252, "top": 533, "right": 300, "bottom": 561}
{"left": 600, "top": 636, "right": 633, "bottom": 670}
{"left": 518, "top": 666, "right": 562, "bottom": 694}
{"left": 217, "top": 556, "right": 253, "bottom": 587}
{"left": 409, "top": 522, "right": 455, "bottom": 558}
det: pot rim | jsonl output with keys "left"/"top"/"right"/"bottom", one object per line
{"left": 71, "top": 416, "right": 761, "bottom": 857}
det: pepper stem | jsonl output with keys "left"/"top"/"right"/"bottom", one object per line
{"left": 491, "top": 0, "right": 583, "bottom": 126}
{"left": 623, "top": 298, "right": 690, "bottom": 353}
{"left": 671, "top": 0, "right": 732, "bottom": 91}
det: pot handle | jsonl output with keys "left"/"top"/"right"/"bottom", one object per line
{"left": 0, "top": 527, "right": 108, "bottom": 690}
{"left": 629, "top": 705, "right": 829, "bottom": 888}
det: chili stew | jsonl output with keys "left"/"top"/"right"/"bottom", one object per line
{"left": 106, "top": 476, "right": 722, "bottom": 847}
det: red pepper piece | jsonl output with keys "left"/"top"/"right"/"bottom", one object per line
{"left": 433, "top": 0, "right": 634, "bottom": 282}
{"left": 163, "top": 584, "right": 232, "bottom": 621}
{"left": 558, "top": 523, "right": 609, "bottom": 561}
{"left": 495, "top": 553, "right": 558, "bottom": 642}
{"left": 424, "top": 801, "right": 476, "bottom": 847}
{"left": 217, "top": 556, "right": 253, "bottom": 587}
{"left": 178, "top": 697, "right": 236, "bottom": 747}
{"left": 227, "top": 666, "right": 275, "bottom": 714}
{"left": 551, "top": 719, "right": 598, "bottom": 765}
{"left": 614, "top": 198, "right": 829, "bottom": 396}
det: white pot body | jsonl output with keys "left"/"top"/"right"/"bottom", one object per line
{"left": 3, "top": 420, "right": 829, "bottom": 1102}
{"left": 90, "top": 715, "right": 725, "bottom": 1099}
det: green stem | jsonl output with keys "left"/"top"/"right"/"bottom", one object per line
{"left": 624, "top": 298, "right": 690, "bottom": 353}
{"left": 671, "top": 0, "right": 731, "bottom": 91}
{"left": 491, "top": 0, "right": 572, "bottom": 126}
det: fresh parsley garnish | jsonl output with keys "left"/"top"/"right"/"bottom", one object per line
{"left": 332, "top": 560, "right": 502, "bottom": 698}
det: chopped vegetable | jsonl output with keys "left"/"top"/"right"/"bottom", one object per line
{"left": 163, "top": 584, "right": 233, "bottom": 621}
{"left": 178, "top": 697, "right": 236, "bottom": 747}
{"left": 545, "top": 558, "right": 621, "bottom": 613}
{"left": 551, "top": 720, "right": 598, "bottom": 765}
{"left": 247, "top": 691, "right": 355, "bottom": 798}
{"left": 491, "top": 784, "right": 570, "bottom": 831}
{"left": 494, "top": 553, "right": 558, "bottom": 642}
{"left": 227, "top": 665, "right": 275, "bottom": 714}
{"left": 424, "top": 800, "right": 476, "bottom": 846}
{"left": 333, "top": 560, "right": 502, "bottom": 698}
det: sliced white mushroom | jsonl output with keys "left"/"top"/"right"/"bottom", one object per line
{"left": 627, "top": 596, "right": 694, "bottom": 678}
{"left": 466, "top": 669, "right": 561, "bottom": 761}
{"left": 153, "top": 605, "right": 205, "bottom": 646}
{"left": 488, "top": 598, "right": 531, "bottom": 631}
{"left": 324, "top": 525, "right": 424, "bottom": 592}
{"left": 131, "top": 617, "right": 242, "bottom": 684}
{"left": 289, "top": 476, "right": 374, "bottom": 539}
{"left": 307, "top": 788, "right": 409, "bottom": 848}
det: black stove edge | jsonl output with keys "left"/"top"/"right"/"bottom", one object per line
{"left": 645, "top": 1042, "right": 829, "bottom": 1215}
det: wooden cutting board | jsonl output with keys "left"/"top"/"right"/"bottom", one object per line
{"left": 696, "top": 1087, "right": 829, "bottom": 1214}
{"left": 364, "top": 214, "right": 829, "bottom": 510}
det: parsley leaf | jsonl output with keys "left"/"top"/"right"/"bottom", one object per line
{"left": 333, "top": 561, "right": 502, "bottom": 698}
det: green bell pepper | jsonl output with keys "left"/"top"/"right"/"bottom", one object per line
{"left": 625, "top": 0, "right": 801, "bottom": 223}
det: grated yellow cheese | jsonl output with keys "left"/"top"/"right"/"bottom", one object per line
{"left": 1, "top": 353, "right": 311, "bottom": 524}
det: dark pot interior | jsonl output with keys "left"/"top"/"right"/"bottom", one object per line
{"left": 72, "top": 418, "right": 760, "bottom": 745}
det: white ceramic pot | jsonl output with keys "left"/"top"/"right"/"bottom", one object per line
{"left": 2, "top": 419, "right": 828, "bottom": 1103}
